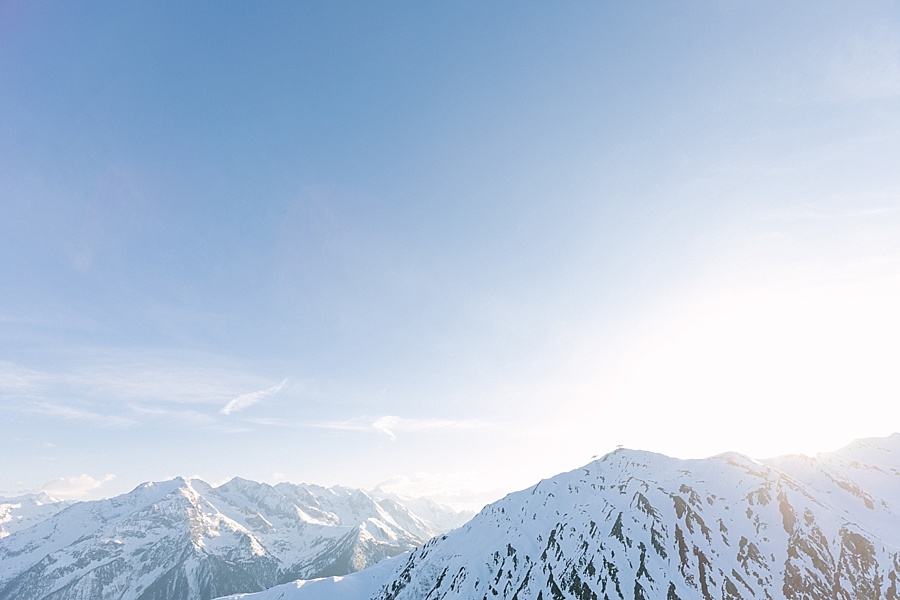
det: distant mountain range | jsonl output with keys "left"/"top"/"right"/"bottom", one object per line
{"left": 0, "top": 477, "right": 469, "bottom": 600}
{"left": 221, "top": 433, "right": 900, "bottom": 600}
{"left": 0, "top": 493, "right": 72, "bottom": 540}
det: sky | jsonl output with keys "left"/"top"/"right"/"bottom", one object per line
{"left": 2, "top": 1, "right": 900, "bottom": 510}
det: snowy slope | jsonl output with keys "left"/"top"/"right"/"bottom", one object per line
{"left": 0, "top": 493, "right": 71, "bottom": 539}
{"left": 0, "top": 477, "right": 466, "bottom": 600}
{"left": 221, "top": 433, "right": 900, "bottom": 600}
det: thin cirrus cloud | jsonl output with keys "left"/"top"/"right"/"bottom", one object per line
{"left": 25, "top": 401, "right": 138, "bottom": 428}
{"left": 0, "top": 360, "right": 50, "bottom": 393}
{"left": 66, "top": 361, "right": 274, "bottom": 406}
{"left": 247, "top": 414, "right": 490, "bottom": 441}
{"left": 219, "top": 379, "right": 288, "bottom": 416}
{"left": 0, "top": 350, "right": 283, "bottom": 406}
{"left": 369, "top": 415, "right": 489, "bottom": 442}
{"left": 129, "top": 403, "right": 217, "bottom": 425}
{"left": 0, "top": 358, "right": 286, "bottom": 428}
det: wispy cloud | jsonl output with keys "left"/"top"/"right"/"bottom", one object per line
{"left": 66, "top": 361, "right": 273, "bottom": 406}
{"left": 39, "top": 473, "right": 116, "bottom": 499}
{"left": 0, "top": 361, "right": 53, "bottom": 397}
{"left": 220, "top": 379, "right": 287, "bottom": 416}
{"left": 0, "top": 353, "right": 283, "bottom": 407}
{"left": 368, "top": 415, "right": 488, "bottom": 441}
{"left": 25, "top": 401, "right": 137, "bottom": 428}
{"left": 129, "top": 404, "right": 217, "bottom": 425}
{"left": 0, "top": 355, "right": 291, "bottom": 429}
{"left": 246, "top": 414, "right": 490, "bottom": 441}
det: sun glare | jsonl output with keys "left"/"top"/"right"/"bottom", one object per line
{"left": 604, "top": 276, "right": 900, "bottom": 459}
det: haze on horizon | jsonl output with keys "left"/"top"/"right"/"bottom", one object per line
{"left": 2, "top": 1, "right": 899, "bottom": 510}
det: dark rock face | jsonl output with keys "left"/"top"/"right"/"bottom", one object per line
{"left": 351, "top": 435, "right": 900, "bottom": 600}
{"left": 234, "top": 434, "right": 900, "bottom": 600}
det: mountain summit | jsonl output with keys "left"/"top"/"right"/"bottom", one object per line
{"left": 221, "top": 434, "right": 900, "bottom": 600}
{"left": 0, "top": 477, "right": 467, "bottom": 600}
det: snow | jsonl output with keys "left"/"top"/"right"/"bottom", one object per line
{"left": 219, "top": 432, "right": 900, "bottom": 600}
{"left": 0, "top": 477, "right": 467, "bottom": 600}
{"left": 219, "top": 555, "right": 406, "bottom": 600}
{"left": 5, "top": 434, "right": 898, "bottom": 600}
{"left": 0, "top": 492, "right": 71, "bottom": 540}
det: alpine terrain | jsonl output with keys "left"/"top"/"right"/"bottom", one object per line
{"left": 0, "top": 493, "right": 72, "bottom": 540}
{"left": 0, "top": 477, "right": 469, "bottom": 600}
{"left": 221, "top": 433, "right": 900, "bottom": 600}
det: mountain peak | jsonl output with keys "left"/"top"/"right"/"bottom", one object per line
{"left": 0, "top": 476, "right": 468, "bottom": 600}
{"left": 221, "top": 433, "right": 900, "bottom": 600}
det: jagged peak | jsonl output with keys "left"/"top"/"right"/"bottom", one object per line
{"left": 216, "top": 432, "right": 900, "bottom": 600}
{"left": 0, "top": 491, "right": 66, "bottom": 505}
{"left": 593, "top": 446, "right": 679, "bottom": 467}
{"left": 217, "top": 476, "right": 278, "bottom": 496}
{"left": 0, "top": 473, "right": 467, "bottom": 600}
{"left": 133, "top": 476, "right": 189, "bottom": 495}
{"left": 221, "top": 475, "right": 255, "bottom": 486}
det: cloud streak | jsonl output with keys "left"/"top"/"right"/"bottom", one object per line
{"left": 24, "top": 401, "right": 137, "bottom": 428}
{"left": 0, "top": 356, "right": 292, "bottom": 429}
{"left": 220, "top": 379, "right": 288, "bottom": 416}
{"left": 0, "top": 353, "right": 285, "bottom": 408}
{"left": 129, "top": 404, "right": 217, "bottom": 425}
{"left": 368, "top": 415, "right": 488, "bottom": 441}
{"left": 246, "top": 414, "right": 490, "bottom": 441}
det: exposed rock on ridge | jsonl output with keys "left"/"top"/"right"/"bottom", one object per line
{"left": 222, "top": 434, "right": 900, "bottom": 600}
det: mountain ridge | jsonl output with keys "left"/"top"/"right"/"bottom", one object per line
{"left": 0, "top": 492, "right": 72, "bottom": 540}
{"left": 219, "top": 433, "right": 900, "bottom": 600}
{"left": 0, "top": 476, "right": 468, "bottom": 600}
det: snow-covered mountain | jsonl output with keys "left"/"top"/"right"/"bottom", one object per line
{"left": 0, "top": 477, "right": 469, "bottom": 600}
{"left": 0, "top": 493, "right": 72, "bottom": 539}
{"left": 221, "top": 433, "right": 900, "bottom": 600}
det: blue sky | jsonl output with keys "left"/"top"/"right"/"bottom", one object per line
{"left": 2, "top": 1, "right": 900, "bottom": 508}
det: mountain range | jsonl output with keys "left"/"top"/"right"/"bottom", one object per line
{"left": 221, "top": 433, "right": 900, "bottom": 600}
{"left": 0, "top": 493, "right": 72, "bottom": 540}
{"left": 0, "top": 477, "right": 469, "bottom": 600}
